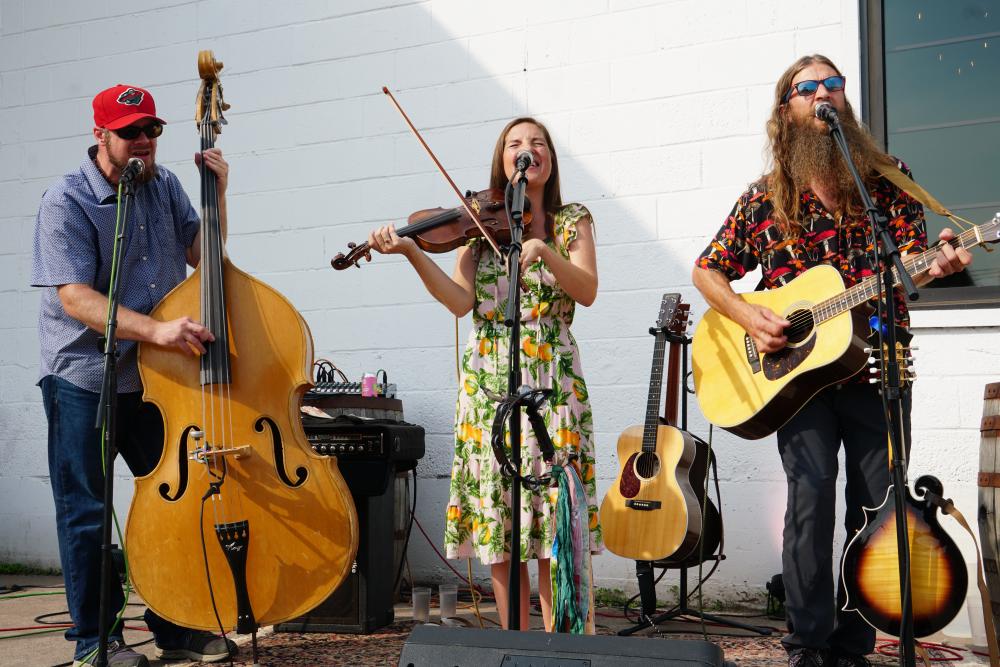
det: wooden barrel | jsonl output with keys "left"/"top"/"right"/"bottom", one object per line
{"left": 977, "top": 381, "right": 1000, "bottom": 647}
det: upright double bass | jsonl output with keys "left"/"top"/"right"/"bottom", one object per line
{"left": 125, "top": 51, "right": 358, "bottom": 633}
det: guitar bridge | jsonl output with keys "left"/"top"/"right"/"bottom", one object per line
{"left": 625, "top": 499, "right": 661, "bottom": 511}
{"left": 745, "top": 334, "right": 761, "bottom": 374}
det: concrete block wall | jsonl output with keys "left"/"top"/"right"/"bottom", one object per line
{"left": 2, "top": 1, "right": 997, "bottom": 630}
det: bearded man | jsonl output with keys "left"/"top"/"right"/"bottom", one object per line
{"left": 691, "top": 55, "right": 972, "bottom": 667}
{"left": 31, "top": 84, "right": 234, "bottom": 666}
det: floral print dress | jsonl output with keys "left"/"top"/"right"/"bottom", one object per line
{"left": 444, "top": 203, "right": 603, "bottom": 565}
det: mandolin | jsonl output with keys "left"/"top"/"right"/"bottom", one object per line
{"left": 600, "top": 294, "right": 716, "bottom": 563}
{"left": 692, "top": 214, "right": 1000, "bottom": 440}
{"left": 841, "top": 475, "right": 967, "bottom": 638}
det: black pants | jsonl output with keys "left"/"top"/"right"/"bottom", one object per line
{"left": 777, "top": 382, "right": 911, "bottom": 657}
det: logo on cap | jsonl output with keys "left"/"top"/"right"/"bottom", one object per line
{"left": 117, "top": 88, "right": 145, "bottom": 106}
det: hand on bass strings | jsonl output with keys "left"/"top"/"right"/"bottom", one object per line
{"left": 369, "top": 224, "right": 417, "bottom": 258}
{"left": 194, "top": 147, "right": 229, "bottom": 194}
{"left": 153, "top": 316, "right": 215, "bottom": 355}
{"left": 740, "top": 303, "right": 790, "bottom": 353}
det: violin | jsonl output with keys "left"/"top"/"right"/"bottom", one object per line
{"left": 331, "top": 188, "right": 531, "bottom": 270}
{"left": 126, "top": 51, "right": 358, "bottom": 634}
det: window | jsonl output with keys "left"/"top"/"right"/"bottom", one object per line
{"left": 863, "top": 0, "right": 1000, "bottom": 307}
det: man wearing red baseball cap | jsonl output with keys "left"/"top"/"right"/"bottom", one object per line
{"left": 31, "top": 84, "right": 235, "bottom": 666}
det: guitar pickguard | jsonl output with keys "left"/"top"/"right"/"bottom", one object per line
{"left": 619, "top": 452, "right": 641, "bottom": 499}
{"left": 762, "top": 334, "right": 817, "bottom": 380}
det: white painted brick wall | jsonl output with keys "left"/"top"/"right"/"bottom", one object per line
{"left": 2, "top": 2, "right": 997, "bottom": 632}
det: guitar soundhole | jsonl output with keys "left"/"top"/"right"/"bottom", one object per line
{"left": 635, "top": 452, "right": 660, "bottom": 479}
{"left": 784, "top": 309, "right": 814, "bottom": 345}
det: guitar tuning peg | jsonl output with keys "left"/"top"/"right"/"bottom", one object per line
{"left": 869, "top": 377, "right": 880, "bottom": 384}
{"left": 863, "top": 347, "right": 874, "bottom": 354}
{"left": 909, "top": 345, "right": 919, "bottom": 352}
{"left": 869, "top": 368, "right": 879, "bottom": 374}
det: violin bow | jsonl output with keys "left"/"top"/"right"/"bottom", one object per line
{"left": 382, "top": 86, "right": 503, "bottom": 260}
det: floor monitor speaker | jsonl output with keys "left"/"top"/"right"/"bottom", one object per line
{"left": 398, "top": 625, "right": 733, "bottom": 666}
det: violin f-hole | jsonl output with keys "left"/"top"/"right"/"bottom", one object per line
{"left": 255, "top": 416, "right": 307, "bottom": 488}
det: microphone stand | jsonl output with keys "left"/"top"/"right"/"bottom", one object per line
{"left": 822, "top": 106, "right": 917, "bottom": 667}
{"left": 485, "top": 165, "right": 562, "bottom": 631}
{"left": 94, "top": 170, "right": 139, "bottom": 667}
{"left": 502, "top": 167, "right": 528, "bottom": 631}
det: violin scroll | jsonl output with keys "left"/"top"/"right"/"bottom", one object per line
{"left": 331, "top": 242, "right": 373, "bottom": 270}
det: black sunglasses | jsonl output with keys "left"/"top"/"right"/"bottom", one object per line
{"left": 783, "top": 75, "right": 846, "bottom": 103}
{"left": 111, "top": 122, "right": 163, "bottom": 140}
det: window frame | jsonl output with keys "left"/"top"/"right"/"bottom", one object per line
{"left": 860, "top": 0, "right": 1000, "bottom": 309}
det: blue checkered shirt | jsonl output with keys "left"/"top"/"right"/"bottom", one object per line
{"left": 31, "top": 145, "right": 200, "bottom": 393}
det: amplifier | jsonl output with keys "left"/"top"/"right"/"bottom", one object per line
{"left": 302, "top": 417, "right": 425, "bottom": 463}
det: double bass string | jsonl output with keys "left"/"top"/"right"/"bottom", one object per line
{"left": 197, "top": 113, "right": 244, "bottom": 529}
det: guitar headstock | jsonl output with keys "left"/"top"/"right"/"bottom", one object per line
{"left": 983, "top": 212, "right": 1000, "bottom": 246}
{"left": 654, "top": 293, "right": 691, "bottom": 337}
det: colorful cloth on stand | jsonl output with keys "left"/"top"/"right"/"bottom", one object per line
{"left": 550, "top": 462, "right": 591, "bottom": 633}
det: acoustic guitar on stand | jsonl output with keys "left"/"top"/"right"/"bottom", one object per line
{"left": 693, "top": 214, "right": 1000, "bottom": 440}
{"left": 601, "top": 294, "right": 708, "bottom": 562}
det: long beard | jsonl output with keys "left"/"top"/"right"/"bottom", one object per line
{"left": 787, "top": 113, "right": 877, "bottom": 212}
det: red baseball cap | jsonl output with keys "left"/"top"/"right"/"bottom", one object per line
{"left": 92, "top": 84, "right": 166, "bottom": 130}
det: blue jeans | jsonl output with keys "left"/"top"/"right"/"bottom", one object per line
{"left": 40, "top": 375, "right": 188, "bottom": 661}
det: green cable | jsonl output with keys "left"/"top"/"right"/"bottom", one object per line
{"left": 0, "top": 591, "right": 65, "bottom": 601}
{"left": 0, "top": 627, "right": 67, "bottom": 640}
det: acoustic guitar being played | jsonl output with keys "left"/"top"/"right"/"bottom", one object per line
{"left": 692, "top": 215, "right": 999, "bottom": 440}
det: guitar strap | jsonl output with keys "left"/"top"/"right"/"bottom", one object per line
{"left": 874, "top": 162, "right": 954, "bottom": 218}
{"left": 923, "top": 489, "right": 1000, "bottom": 665}
{"left": 874, "top": 163, "right": 982, "bottom": 238}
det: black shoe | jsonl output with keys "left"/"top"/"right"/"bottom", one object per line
{"left": 72, "top": 639, "right": 149, "bottom": 667}
{"left": 788, "top": 648, "right": 826, "bottom": 667}
{"left": 834, "top": 655, "right": 871, "bottom": 667}
{"left": 154, "top": 630, "right": 236, "bottom": 663}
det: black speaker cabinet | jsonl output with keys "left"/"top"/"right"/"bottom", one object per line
{"left": 398, "top": 625, "right": 733, "bottom": 666}
{"left": 275, "top": 464, "right": 396, "bottom": 634}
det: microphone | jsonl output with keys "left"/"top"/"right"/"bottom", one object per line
{"left": 120, "top": 157, "right": 144, "bottom": 182}
{"left": 814, "top": 102, "right": 839, "bottom": 125}
{"left": 514, "top": 150, "right": 533, "bottom": 173}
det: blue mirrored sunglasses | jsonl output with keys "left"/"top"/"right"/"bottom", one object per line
{"left": 783, "top": 75, "right": 846, "bottom": 103}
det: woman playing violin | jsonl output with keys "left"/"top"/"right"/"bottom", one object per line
{"left": 369, "top": 117, "right": 602, "bottom": 631}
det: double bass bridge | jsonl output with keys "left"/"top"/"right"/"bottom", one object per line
{"left": 190, "top": 444, "right": 252, "bottom": 464}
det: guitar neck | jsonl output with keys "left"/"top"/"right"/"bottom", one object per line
{"left": 813, "top": 221, "right": 994, "bottom": 323}
{"left": 641, "top": 333, "right": 667, "bottom": 452}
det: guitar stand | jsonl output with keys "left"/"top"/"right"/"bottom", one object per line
{"left": 618, "top": 328, "right": 772, "bottom": 638}
{"left": 618, "top": 559, "right": 772, "bottom": 637}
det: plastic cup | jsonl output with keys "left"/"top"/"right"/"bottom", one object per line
{"left": 968, "top": 592, "right": 988, "bottom": 647}
{"left": 412, "top": 587, "right": 431, "bottom": 623}
{"left": 439, "top": 583, "right": 458, "bottom": 619}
